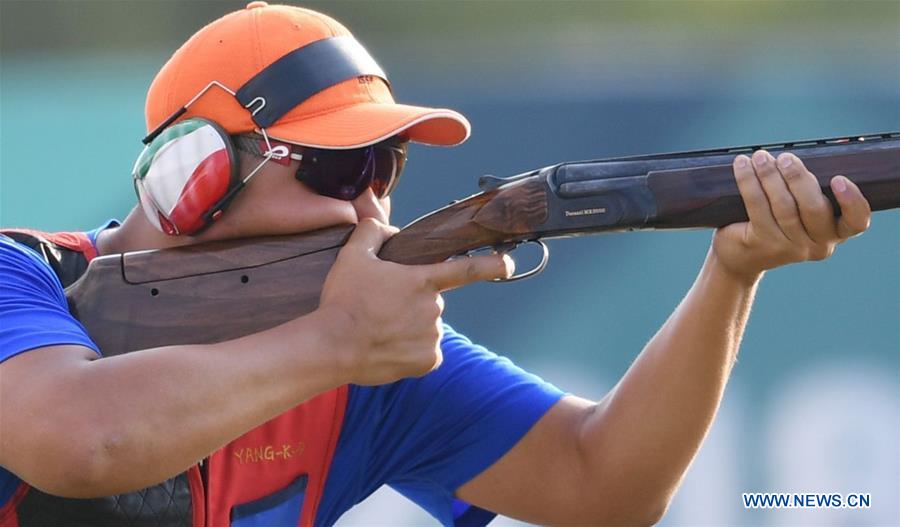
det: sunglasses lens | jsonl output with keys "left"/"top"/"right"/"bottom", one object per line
{"left": 296, "top": 148, "right": 371, "bottom": 200}
{"left": 370, "top": 143, "right": 407, "bottom": 198}
{"left": 296, "top": 139, "right": 407, "bottom": 200}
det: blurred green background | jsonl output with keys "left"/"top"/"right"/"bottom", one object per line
{"left": 2, "top": 1, "right": 898, "bottom": 526}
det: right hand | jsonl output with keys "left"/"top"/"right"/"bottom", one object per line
{"left": 318, "top": 218, "right": 513, "bottom": 386}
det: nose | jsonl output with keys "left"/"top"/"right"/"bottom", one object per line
{"left": 351, "top": 187, "right": 390, "bottom": 224}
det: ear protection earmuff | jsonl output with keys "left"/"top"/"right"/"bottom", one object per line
{"left": 133, "top": 36, "right": 390, "bottom": 235}
{"left": 132, "top": 118, "right": 239, "bottom": 235}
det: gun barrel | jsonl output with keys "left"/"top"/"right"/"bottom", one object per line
{"left": 545, "top": 132, "right": 900, "bottom": 232}
{"left": 554, "top": 132, "right": 900, "bottom": 184}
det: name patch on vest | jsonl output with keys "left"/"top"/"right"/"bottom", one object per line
{"left": 232, "top": 442, "right": 306, "bottom": 464}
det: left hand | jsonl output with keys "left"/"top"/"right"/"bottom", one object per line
{"left": 712, "top": 149, "right": 871, "bottom": 283}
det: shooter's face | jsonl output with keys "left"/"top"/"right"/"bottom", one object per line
{"left": 194, "top": 155, "right": 392, "bottom": 242}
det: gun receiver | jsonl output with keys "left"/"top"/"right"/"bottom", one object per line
{"left": 66, "top": 132, "right": 900, "bottom": 354}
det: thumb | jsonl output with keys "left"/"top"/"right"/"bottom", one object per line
{"left": 422, "top": 253, "right": 515, "bottom": 292}
{"left": 345, "top": 218, "right": 399, "bottom": 255}
{"left": 831, "top": 176, "right": 871, "bottom": 240}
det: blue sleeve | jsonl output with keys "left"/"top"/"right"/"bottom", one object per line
{"left": 320, "top": 324, "right": 565, "bottom": 527}
{"left": 0, "top": 235, "right": 100, "bottom": 363}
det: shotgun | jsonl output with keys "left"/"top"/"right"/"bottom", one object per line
{"left": 66, "top": 132, "right": 900, "bottom": 355}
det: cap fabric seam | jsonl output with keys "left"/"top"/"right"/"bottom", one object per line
{"left": 299, "top": 7, "right": 340, "bottom": 37}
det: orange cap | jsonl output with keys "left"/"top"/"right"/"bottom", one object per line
{"left": 146, "top": 2, "right": 470, "bottom": 148}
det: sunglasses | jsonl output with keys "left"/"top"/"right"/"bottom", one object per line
{"left": 235, "top": 134, "right": 408, "bottom": 201}
{"left": 295, "top": 137, "right": 408, "bottom": 200}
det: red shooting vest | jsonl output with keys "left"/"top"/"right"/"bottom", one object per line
{"left": 0, "top": 229, "right": 348, "bottom": 527}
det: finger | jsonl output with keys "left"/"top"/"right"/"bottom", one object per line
{"left": 733, "top": 154, "right": 780, "bottom": 235}
{"left": 421, "top": 253, "right": 514, "bottom": 292}
{"left": 775, "top": 153, "right": 836, "bottom": 243}
{"left": 345, "top": 218, "right": 399, "bottom": 255}
{"left": 752, "top": 150, "right": 813, "bottom": 245}
{"left": 831, "top": 176, "right": 872, "bottom": 239}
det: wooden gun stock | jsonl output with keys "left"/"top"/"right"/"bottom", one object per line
{"left": 66, "top": 132, "right": 900, "bottom": 355}
{"left": 67, "top": 226, "right": 354, "bottom": 355}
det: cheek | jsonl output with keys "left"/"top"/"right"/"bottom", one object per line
{"left": 200, "top": 170, "right": 359, "bottom": 239}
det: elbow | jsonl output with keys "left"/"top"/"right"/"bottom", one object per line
{"left": 35, "top": 470, "right": 102, "bottom": 499}
{"left": 635, "top": 498, "right": 671, "bottom": 526}
{"left": 59, "top": 431, "right": 132, "bottom": 498}
{"left": 25, "top": 428, "right": 125, "bottom": 498}
{"left": 585, "top": 500, "right": 671, "bottom": 527}
{"left": 620, "top": 490, "right": 674, "bottom": 526}
{"left": 576, "top": 476, "right": 675, "bottom": 526}
{"left": 628, "top": 485, "right": 678, "bottom": 525}
{"left": 2, "top": 352, "right": 144, "bottom": 498}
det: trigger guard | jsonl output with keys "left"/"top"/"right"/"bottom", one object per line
{"left": 490, "top": 240, "right": 549, "bottom": 283}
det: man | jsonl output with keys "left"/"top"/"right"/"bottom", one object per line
{"left": 0, "top": 3, "right": 872, "bottom": 526}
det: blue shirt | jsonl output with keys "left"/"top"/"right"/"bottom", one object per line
{"left": 0, "top": 230, "right": 564, "bottom": 526}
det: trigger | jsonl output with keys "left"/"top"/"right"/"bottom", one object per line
{"left": 493, "top": 242, "right": 518, "bottom": 254}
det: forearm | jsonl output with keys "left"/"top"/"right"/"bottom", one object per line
{"left": 580, "top": 247, "right": 759, "bottom": 512}
{"left": 7, "top": 308, "right": 350, "bottom": 497}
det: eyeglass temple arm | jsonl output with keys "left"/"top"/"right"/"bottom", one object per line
{"left": 141, "top": 82, "right": 239, "bottom": 145}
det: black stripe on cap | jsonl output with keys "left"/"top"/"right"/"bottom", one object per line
{"left": 236, "top": 36, "right": 388, "bottom": 128}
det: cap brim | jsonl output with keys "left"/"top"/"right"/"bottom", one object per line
{"left": 266, "top": 102, "right": 471, "bottom": 149}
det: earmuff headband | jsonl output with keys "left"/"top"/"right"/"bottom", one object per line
{"left": 236, "top": 36, "right": 389, "bottom": 128}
